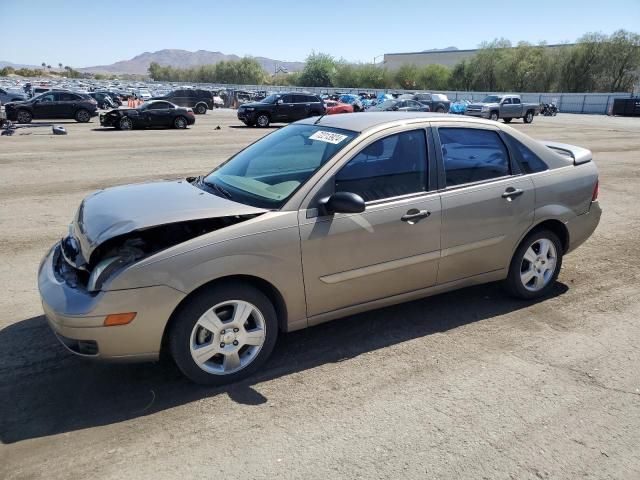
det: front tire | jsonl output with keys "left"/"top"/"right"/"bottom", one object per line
{"left": 75, "top": 109, "right": 91, "bottom": 123}
{"left": 489, "top": 111, "right": 499, "bottom": 121}
{"left": 256, "top": 113, "right": 270, "bottom": 128}
{"left": 169, "top": 283, "right": 278, "bottom": 385}
{"left": 16, "top": 109, "right": 32, "bottom": 124}
{"left": 119, "top": 116, "right": 133, "bottom": 130}
{"left": 506, "top": 230, "right": 563, "bottom": 299}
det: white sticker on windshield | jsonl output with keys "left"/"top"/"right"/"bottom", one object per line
{"left": 309, "top": 131, "right": 349, "bottom": 144}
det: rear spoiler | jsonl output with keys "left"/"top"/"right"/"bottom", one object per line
{"left": 541, "top": 140, "right": 592, "bottom": 165}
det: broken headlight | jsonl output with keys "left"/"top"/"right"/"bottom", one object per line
{"left": 87, "top": 256, "right": 134, "bottom": 292}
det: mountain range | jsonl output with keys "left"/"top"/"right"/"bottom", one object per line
{"left": 77, "top": 49, "right": 305, "bottom": 75}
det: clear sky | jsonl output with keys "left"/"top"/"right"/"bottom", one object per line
{"left": 1, "top": 0, "right": 638, "bottom": 67}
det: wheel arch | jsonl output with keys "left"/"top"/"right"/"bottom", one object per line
{"left": 520, "top": 219, "right": 570, "bottom": 254}
{"left": 160, "top": 274, "right": 288, "bottom": 359}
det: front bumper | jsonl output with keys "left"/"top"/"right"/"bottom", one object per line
{"left": 38, "top": 244, "right": 186, "bottom": 361}
{"left": 237, "top": 110, "right": 256, "bottom": 122}
{"left": 465, "top": 110, "right": 491, "bottom": 119}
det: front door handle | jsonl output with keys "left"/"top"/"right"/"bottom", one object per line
{"left": 502, "top": 187, "right": 524, "bottom": 201}
{"left": 401, "top": 209, "right": 431, "bottom": 224}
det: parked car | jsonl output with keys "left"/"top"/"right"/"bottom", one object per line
{"left": 369, "top": 99, "right": 430, "bottom": 112}
{"left": 412, "top": 93, "right": 451, "bottom": 113}
{"left": 38, "top": 113, "right": 600, "bottom": 385}
{"left": 95, "top": 91, "right": 123, "bottom": 106}
{"left": 324, "top": 100, "right": 354, "bottom": 115}
{"left": 237, "top": 92, "right": 325, "bottom": 127}
{"left": 88, "top": 92, "right": 116, "bottom": 109}
{"left": 99, "top": 100, "right": 195, "bottom": 130}
{"left": 465, "top": 95, "right": 541, "bottom": 123}
{"left": 0, "top": 87, "right": 26, "bottom": 103}
{"left": 149, "top": 89, "right": 215, "bottom": 114}
{"left": 4, "top": 91, "right": 98, "bottom": 123}
{"left": 136, "top": 89, "right": 152, "bottom": 101}
{"left": 338, "top": 94, "right": 364, "bottom": 112}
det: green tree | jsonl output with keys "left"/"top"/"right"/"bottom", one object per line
{"left": 417, "top": 64, "right": 451, "bottom": 90}
{"left": 395, "top": 64, "right": 420, "bottom": 89}
{"left": 298, "top": 52, "right": 336, "bottom": 87}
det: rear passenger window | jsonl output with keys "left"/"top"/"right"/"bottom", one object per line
{"left": 507, "top": 137, "right": 548, "bottom": 173}
{"left": 438, "top": 128, "right": 510, "bottom": 186}
{"left": 512, "top": 98, "right": 521, "bottom": 104}
{"left": 335, "top": 130, "right": 428, "bottom": 202}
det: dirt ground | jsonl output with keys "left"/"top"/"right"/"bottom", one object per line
{"left": 0, "top": 110, "right": 639, "bottom": 480}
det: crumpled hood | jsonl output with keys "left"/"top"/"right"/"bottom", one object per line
{"left": 71, "top": 179, "right": 267, "bottom": 263}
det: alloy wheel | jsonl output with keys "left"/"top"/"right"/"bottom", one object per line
{"left": 189, "top": 300, "right": 266, "bottom": 375}
{"left": 16, "top": 110, "right": 31, "bottom": 123}
{"left": 520, "top": 238, "right": 557, "bottom": 292}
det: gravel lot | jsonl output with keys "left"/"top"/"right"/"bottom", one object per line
{"left": 1, "top": 110, "right": 639, "bottom": 480}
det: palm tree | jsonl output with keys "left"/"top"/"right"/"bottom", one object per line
{"left": 41, "top": 62, "right": 46, "bottom": 69}
{"left": 47, "top": 64, "right": 51, "bottom": 69}
{"left": 58, "top": 62, "right": 63, "bottom": 70}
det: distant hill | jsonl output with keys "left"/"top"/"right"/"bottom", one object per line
{"left": 0, "top": 61, "right": 43, "bottom": 69}
{"left": 78, "top": 49, "right": 305, "bottom": 75}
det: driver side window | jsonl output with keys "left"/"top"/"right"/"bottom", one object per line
{"left": 335, "top": 130, "right": 428, "bottom": 202}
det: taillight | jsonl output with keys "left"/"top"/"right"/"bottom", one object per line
{"left": 592, "top": 180, "right": 599, "bottom": 201}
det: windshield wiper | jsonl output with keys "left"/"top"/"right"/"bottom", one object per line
{"left": 203, "top": 178, "right": 232, "bottom": 199}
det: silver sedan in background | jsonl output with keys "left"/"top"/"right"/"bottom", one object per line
{"left": 38, "top": 113, "right": 601, "bottom": 384}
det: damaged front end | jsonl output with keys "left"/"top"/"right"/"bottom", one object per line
{"left": 56, "top": 215, "right": 261, "bottom": 293}
{"left": 53, "top": 178, "right": 268, "bottom": 293}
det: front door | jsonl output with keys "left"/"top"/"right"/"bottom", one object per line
{"left": 434, "top": 125, "right": 535, "bottom": 284}
{"left": 299, "top": 128, "right": 441, "bottom": 318}
{"left": 274, "top": 95, "right": 295, "bottom": 121}
{"left": 32, "top": 92, "right": 58, "bottom": 118}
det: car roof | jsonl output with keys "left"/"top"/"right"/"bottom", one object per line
{"left": 297, "top": 112, "right": 497, "bottom": 133}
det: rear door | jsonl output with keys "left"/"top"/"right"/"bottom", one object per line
{"left": 292, "top": 94, "right": 309, "bottom": 120}
{"left": 501, "top": 97, "right": 519, "bottom": 118}
{"left": 434, "top": 123, "right": 535, "bottom": 284}
{"left": 59, "top": 92, "right": 81, "bottom": 116}
{"left": 299, "top": 127, "right": 441, "bottom": 317}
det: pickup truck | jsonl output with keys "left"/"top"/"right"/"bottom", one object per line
{"left": 465, "top": 94, "right": 540, "bottom": 123}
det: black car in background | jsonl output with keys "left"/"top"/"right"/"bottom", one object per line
{"left": 4, "top": 91, "right": 98, "bottom": 123}
{"left": 99, "top": 100, "right": 195, "bottom": 130}
{"left": 369, "top": 99, "right": 430, "bottom": 112}
{"left": 149, "top": 89, "right": 214, "bottom": 114}
{"left": 400, "top": 93, "right": 451, "bottom": 113}
{"left": 237, "top": 92, "right": 325, "bottom": 127}
{"left": 88, "top": 92, "right": 116, "bottom": 109}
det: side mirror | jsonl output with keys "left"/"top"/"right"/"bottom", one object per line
{"left": 318, "top": 192, "right": 366, "bottom": 215}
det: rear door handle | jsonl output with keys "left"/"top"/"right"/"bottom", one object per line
{"left": 502, "top": 187, "right": 524, "bottom": 201}
{"left": 401, "top": 209, "right": 431, "bottom": 223}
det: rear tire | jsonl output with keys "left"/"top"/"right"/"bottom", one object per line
{"left": 523, "top": 110, "right": 534, "bottom": 124}
{"left": 506, "top": 230, "right": 563, "bottom": 300}
{"left": 16, "top": 109, "right": 32, "bottom": 124}
{"left": 75, "top": 109, "right": 91, "bottom": 123}
{"left": 194, "top": 103, "right": 207, "bottom": 115}
{"left": 174, "top": 116, "right": 188, "bottom": 129}
{"left": 169, "top": 282, "right": 278, "bottom": 385}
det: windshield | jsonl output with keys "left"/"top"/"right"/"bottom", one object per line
{"left": 260, "top": 94, "right": 281, "bottom": 104}
{"left": 204, "top": 124, "right": 358, "bottom": 208}
{"left": 482, "top": 95, "right": 502, "bottom": 103}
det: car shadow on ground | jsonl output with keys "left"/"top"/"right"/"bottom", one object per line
{"left": 0, "top": 281, "right": 568, "bottom": 444}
